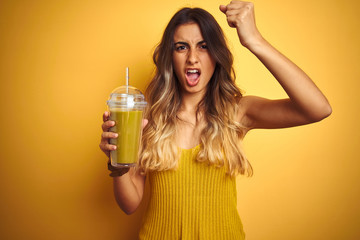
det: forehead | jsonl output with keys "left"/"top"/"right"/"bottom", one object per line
{"left": 173, "top": 22, "right": 204, "bottom": 42}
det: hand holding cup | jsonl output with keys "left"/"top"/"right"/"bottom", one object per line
{"left": 99, "top": 111, "right": 148, "bottom": 161}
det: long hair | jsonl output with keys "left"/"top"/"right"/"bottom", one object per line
{"left": 138, "top": 7, "right": 253, "bottom": 176}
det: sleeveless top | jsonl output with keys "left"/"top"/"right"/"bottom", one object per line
{"left": 138, "top": 145, "right": 245, "bottom": 240}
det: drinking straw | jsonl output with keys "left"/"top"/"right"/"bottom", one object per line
{"left": 126, "top": 67, "right": 129, "bottom": 94}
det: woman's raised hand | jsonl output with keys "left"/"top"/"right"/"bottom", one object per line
{"left": 219, "top": 1, "right": 263, "bottom": 49}
{"left": 99, "top": 111, "right": 148, "bottom": 159}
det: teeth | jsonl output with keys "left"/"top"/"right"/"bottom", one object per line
{"left": 187, "top": 69, "right": 199, "bottom": 73}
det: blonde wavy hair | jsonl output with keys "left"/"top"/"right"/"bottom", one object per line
{"left": 138, "top": 7, "right": 253, "bottom": 177}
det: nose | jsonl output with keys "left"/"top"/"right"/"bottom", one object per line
{"left": 187, "top": 49, "right": 199, "bottom": 64}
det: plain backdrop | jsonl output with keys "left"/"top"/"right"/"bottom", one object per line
{"left": 0, "top": 0, "right": 359, "bottom": 239}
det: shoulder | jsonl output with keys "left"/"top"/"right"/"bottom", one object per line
{"left": 237, "top": 95, "right": 256, "bottom": 131}
{"left": 237, "top": 95, "right": 271, "bottom": 130}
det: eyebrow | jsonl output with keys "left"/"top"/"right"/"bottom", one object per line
{"left": 174, "top": 40, "right": 207, "bottom": 46}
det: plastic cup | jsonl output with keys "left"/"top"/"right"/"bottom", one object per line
{"left": 107, "top": 85, "right": 147, "bottom": 167}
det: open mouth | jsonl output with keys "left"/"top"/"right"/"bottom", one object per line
{"left": 185, "top": 69, "right": 201, "bottom": 86}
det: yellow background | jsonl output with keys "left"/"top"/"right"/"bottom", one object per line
{"left": 0, "top": 0, "right": 359, "bottom": 239}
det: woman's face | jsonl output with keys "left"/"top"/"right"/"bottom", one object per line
{"left": 172, "top": 22, "right": 216, "bottom": 97}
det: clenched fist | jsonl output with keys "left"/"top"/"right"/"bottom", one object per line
{"left": 220, "top": 1, "right": 263, "bottom": 49}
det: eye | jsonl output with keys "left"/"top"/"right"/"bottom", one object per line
{"left": 199, "top": 44, "right": 208, "bottom": 50}
{"left": 175, "top": 45, "right": 187, "bottom": 51}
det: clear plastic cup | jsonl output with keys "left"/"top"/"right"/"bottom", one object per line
{"left": 107, "top": 85, "right": 147, "bottom": 167}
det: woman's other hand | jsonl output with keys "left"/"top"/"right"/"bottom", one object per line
{"left": 99, "top": 111, "right": 149, "bottom": 158}
{"left": 99, "top": 111, "right": 117, "bottom": 158}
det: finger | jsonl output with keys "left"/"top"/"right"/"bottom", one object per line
{"left": 219, "top": 5, "right": 227, "bottom": 13}
{"left": 142, "top": 119, "right": 148, "bottom": 129}
{"left": 226, "top": 17, "right": 237, "bottom": 28}
{"left": 102, "top": 132, "right": 118, "bottom": 139}
{"left": 99, "top": 142, "right": 117, "bottom": 151}
{"left": 224, "top": 9, "right": 242, "bottom": 17}
{"left": 226, "top": 3, "right": 244, "bottom": 11}
{"left": 103, "top": 111, "right": 110, "bottom": 122}
{"left": 228, "top": 1, "right": 253, "bottom": 11}
{"left": 102, "top": 120, "right": 115, "bottom": 131}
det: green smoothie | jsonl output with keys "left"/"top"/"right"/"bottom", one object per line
{"left": 109, "top": 110, "right": 143, "bottom": 166}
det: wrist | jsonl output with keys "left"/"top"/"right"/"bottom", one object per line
{"left": 241, "top": 32, "right": 266, "bottom": 52}
{"left": 108, "top": 161, "right": 130, "bottom": 177}
{"left": 246, "top": 36, "right": 271, "bottom": 56}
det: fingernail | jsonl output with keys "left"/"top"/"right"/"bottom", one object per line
{"left": 112, "top": 146, "right": 117, "bottom": 150}
{"left": 114, "top": 133, "right": 118, "bottom": 137}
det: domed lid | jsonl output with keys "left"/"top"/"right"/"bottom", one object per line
{"left": 107, "top": 85, "right": 147, "bottom": 109}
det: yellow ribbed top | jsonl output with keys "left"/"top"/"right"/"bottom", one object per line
{"left": 139, "top": 145, "right": 245, "bottom": 240}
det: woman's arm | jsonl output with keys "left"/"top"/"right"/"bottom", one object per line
{"left": 99, "top": 111, "right": 147, "bottom": 214}
{"left": 220, "top": 1, "right": 331, "bottom": 129}
{"left": 112, "top": 168, "right": 146, "bottom": 215}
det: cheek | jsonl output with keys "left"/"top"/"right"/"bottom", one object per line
{"left": 204, "top": 59, "right": 216, "bottom": 76}
{"left": 172, "top": 56, "right": 183, "bottom": 76}
{"left": 201, "top": 53, "right": 216, "bottom": 68}
{"left": 172, "top": 55, "right": 178, "bottom": 68}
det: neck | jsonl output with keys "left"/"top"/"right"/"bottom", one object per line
{"left": 176, "top": 90, "right": 206, "bottom": 127}
{"left": 179, "top": 90, "right": 205, "bottom": 114}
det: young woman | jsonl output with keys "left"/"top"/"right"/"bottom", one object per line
{"left": 99, "top": 1, "right": 331, "bottom": 239}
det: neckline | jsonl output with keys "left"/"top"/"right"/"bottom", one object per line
{"left": 179, "top": 144, "right": 201, "bottom": 151}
